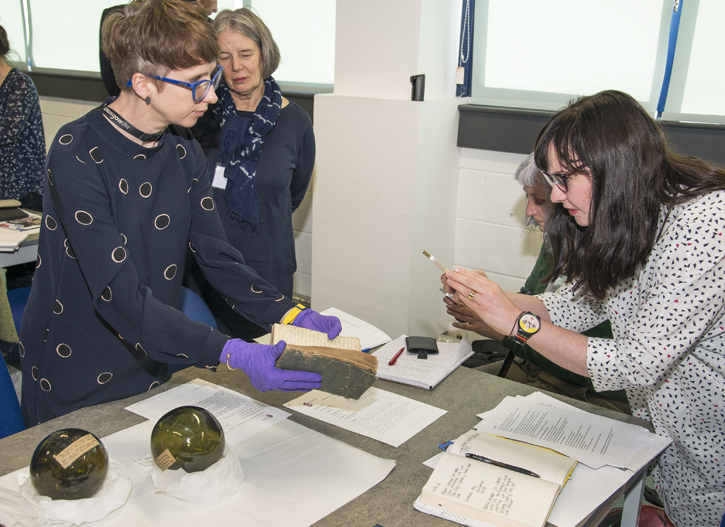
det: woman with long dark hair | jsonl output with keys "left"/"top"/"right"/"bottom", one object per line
{"left": 444, "top": 90, "right": 725, "bottom": 526}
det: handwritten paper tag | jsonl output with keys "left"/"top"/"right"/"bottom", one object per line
{"left": 154, "top": 448, "right": 177, "bottom": 471}
{"left": 53, "top": 434, "right": 100, "bottom": 469}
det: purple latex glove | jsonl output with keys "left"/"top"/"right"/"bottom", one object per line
{"left": 221, "top": 339, "right": 322, "bottom": 392}
{"left": 291, "top": 309, "right": 342, "bottom": 339}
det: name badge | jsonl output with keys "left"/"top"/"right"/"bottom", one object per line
{"left": 212, "top": 165, "right": 227, "bottom": 190}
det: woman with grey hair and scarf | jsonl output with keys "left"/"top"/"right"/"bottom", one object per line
{"left": 188, "top": 7, "right": 315, "bottom": 340}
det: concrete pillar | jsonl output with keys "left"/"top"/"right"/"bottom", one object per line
{"left": 311, "top": 0, "right": 463, "bottom": 338}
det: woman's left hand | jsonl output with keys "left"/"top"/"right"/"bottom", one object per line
{"left": 444, "top": 268, "right": 522, "bottom": 338}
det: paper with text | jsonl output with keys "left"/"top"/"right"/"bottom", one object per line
{"left": 475, "top": 394, "right": 669, "bottom": 470}
{"left": 284, "top": 387, "right": 446, "bottom": 447}
{"left": 125, "top": 379, "right": 289, "bottom": 446}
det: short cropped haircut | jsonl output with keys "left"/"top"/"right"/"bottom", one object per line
{"left": 102, "top": 0, "right": 220, "bottom": 93}
{"left": 214, "top": 8, "right": 280, "bottom": 79}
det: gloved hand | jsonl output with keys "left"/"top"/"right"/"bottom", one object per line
{"left": 291, "top": 309, "right": 342, "bottom": 339}
{"left": 221, "top": 339, "right": 322, "bottom": 392}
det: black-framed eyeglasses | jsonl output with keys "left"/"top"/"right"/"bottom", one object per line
{"left": 125, "top": 65, "right": 224, "bottom": 103}
{"left": 542, "top": 169, "right": 580, "bottom": 193}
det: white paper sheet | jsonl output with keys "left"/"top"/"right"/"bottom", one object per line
{"left": 474, "top": 393, "right": 671, "bottom": 472}
{"left": 373, "top": 335, "right": 474, "bottom": 390}
{"left": 125, "top": 379, "right": 290, "bottom": 446}
{"left": 319, "top": 307, "right": 392, "bottom": 350}
{"left": 284, "top": 387, "right": 447, "bottom": 447}
{"left": 0, "top": 228, "right": 28, "bottom": 251}
{"left": 1, "top": 411, "right": 396, "bottom": 527}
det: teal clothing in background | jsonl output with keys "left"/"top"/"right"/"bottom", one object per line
{"left": 504, "top": 245, "right": 628, "bottom": 404}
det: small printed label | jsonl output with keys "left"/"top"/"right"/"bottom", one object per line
{"left": 455, "top": 67, "right": 465, "bottom": 85}
{"left": 53, "top": 434, "right": 99, "bottom": 469}
{"left": 154, "top": 448, "right": 177, "bottom": 471}
{"left": 212, "top": 165, "right": 227, "bottom": 189}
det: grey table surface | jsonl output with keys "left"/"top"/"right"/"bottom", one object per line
{"left": 0, "top": 366, "right": 649, "bottom": 527}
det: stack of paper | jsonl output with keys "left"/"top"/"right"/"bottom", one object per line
{"left": 474, "top": 392, "right": 670, "bottom": 471}
{"left": 416, "top": 392, "right": 672, "bottom": 527}
{"left": 0, "top": 228, "right": 28, "bottom": 252}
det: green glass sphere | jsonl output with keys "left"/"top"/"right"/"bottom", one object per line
{"left": 150, "top": 405, "right": 225, "bottom": 473}
{"left": 30, "top": 428, "right": 109, "bottom": 500}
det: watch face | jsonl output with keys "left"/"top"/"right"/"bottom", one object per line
{"left": 518, "top": 313, "right": 540, "bottom": 335}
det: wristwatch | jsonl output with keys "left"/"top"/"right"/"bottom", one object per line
{"left": 512, "top": 311, "right": 541, "bottom": 346}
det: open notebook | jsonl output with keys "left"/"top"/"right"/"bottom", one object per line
{"left": 416, "top": 430, "right": 577, "bottom": 527}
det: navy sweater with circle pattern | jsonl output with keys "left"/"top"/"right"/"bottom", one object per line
{"left": 20, "top": 107, "right": 294, "bottom": 425}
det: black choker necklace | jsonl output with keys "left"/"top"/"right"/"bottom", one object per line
{"left": 100, "top": 105, "right": 165, "bottom": 143}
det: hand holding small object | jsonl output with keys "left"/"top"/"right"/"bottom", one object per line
{"left": 445, "top": 268, "right": 522, "bottom": 338}
{"left": 222, "top": 339, "right": 322, "bottom": 392}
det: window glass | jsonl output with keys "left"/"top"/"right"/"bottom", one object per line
{"left": 677, "top": 0, "right": 725, "bottom": 121}
{"left": 27, "top": 0, "right": 119, "bottom": 72}
{"left": 2, "top": 1, "right": 28, "bottom": 66}
{"left": 249, "top": 0, "right": 335, "bottom": 86}
{"left": 470, "top": 0, "right": 668, "bottom": 113}
{"left": 21, "top": 0, "right": 333, "bottom": 87}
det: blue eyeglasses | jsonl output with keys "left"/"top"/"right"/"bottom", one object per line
{"left": 126, "top": 65, "right": 224, "bottom": 103}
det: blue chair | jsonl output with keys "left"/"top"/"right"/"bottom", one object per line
{"left": 0, "top": 362, "right": 24, "bottom": 438}
{"left": 1, "top": 285, "right": 30, "bottom": 438}
{"left": 177, "top": 286, "right": 217, "bottom": 329}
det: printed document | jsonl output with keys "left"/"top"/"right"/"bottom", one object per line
{"left": 285, "top": 387, "right": 446, "bottom": 447}
{"left": 475, "top": 393, "right": 670, "bottom": 470}
{"left": 125, "top": 379, "right": 289, "bottom": 446}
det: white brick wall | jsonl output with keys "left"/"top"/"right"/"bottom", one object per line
{"left": 455, "top": 148, "right": 543, "bottom": 293}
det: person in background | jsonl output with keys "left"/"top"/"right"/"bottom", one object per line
{"left": 0, "top": 24, "right": 44, "bottom": 212}
{"left": 447, "top": 154, "right": 628, "bottom": 413}
{"left": 186, "top": 7, "right": 315, "bottom": 341}
{"left": 444, "top": 90, "right": 725, "bottom": 526}
{"left": 99, "top": 0, "right": 218, "bottom": 97}
{"left": 21, "top": 0, "right": 340, "bottom": 426}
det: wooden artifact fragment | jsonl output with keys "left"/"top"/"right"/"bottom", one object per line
{"left": 271, "top": 324, "right": 378, "bottom": 399}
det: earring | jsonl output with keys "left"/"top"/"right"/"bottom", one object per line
{"left": 145, "top": 96, "right": 151, "bottom": 105}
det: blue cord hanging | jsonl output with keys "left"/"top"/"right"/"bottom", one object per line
{"left": 656, "top": 0, "right": 683, "bottom": 119}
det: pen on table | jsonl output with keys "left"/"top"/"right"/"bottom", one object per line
{"left": 465, "top": 453, "right": 540, "bottom": 478}
{"left": 388, "top": 347, "right": 405, "bottom": 366}
{"left": 361, "top": 347, "right": 372, "bottom": 353}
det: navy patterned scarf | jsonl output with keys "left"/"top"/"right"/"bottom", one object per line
{"left": 212, "top": 77, "right": 282, "bottom": 232}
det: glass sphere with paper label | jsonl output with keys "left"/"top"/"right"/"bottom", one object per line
{"left": 29, "top": 428, "right": 109, "bottom": 500}
{"left": 150, "top": 406, "right": 225, "bottom": 473}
